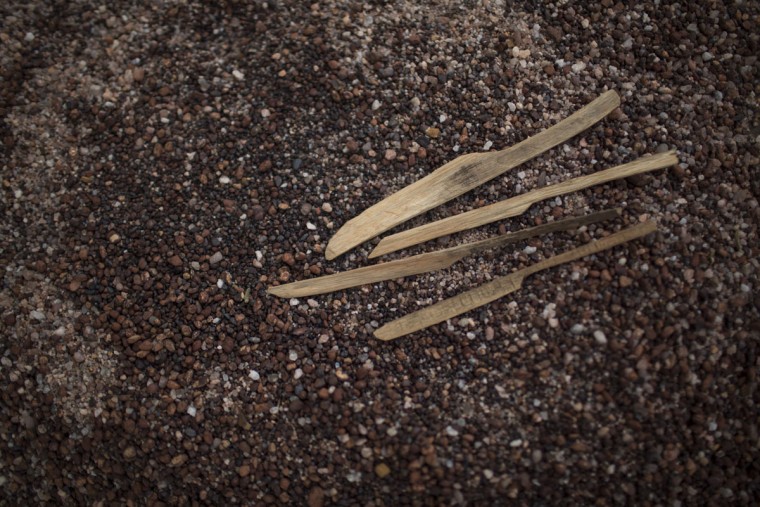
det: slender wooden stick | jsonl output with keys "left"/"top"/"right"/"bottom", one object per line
{"left": 374, "top": 221, "right": 657, "bottom": 341}
{"left": 369, "top": 151, "right": 677, "bottom": 258}
{"left": 324, "top": 90, "right": 621, "bottom": 260}
{"left": 268, "top": 208, "right": 620, "bottom": 298}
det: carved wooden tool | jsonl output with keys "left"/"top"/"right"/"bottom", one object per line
{"left": 268, "top": 208, "right": 620, "bottom": 298}
{"left": 374, "top": 221, "right": 657, "bottom": 341}
{"left": 369, "top": 151, "right": 676, "bottom": 258}
{"left": 324, "top": 90, "right": 621, "bottom": 260}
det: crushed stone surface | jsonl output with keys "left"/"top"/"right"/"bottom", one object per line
{"left": 1, "top": 0, "right": 758, "bottom": 504}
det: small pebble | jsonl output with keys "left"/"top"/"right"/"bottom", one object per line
{"left": 375, "top": 463, "right": 391, "bottom": 478}
{"left": 209, "top": 251, "right": 223, "bottom": 264}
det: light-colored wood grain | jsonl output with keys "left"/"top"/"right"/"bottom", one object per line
{"left": 268, "top": 208, "right": 620, "bottom": 298}
{"left": 369, "top": 151, "right": 677, "bottom": 258}
{"left": 374, "top": 221, "right": 657, "bottom": 341}
{"left": 324, "top": 90, "right": 621, "bottom": 260}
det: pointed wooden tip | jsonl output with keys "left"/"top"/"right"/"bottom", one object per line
{"left": 266, "top": 286, "right": 284, "bottom": 297}
{"left": 603, "top": 89, "right": 621, "bottom": 107}
{"left": 373, "top": 326, "right": 398, "bottom": 341}
{"left": 367, "top": 244, "right": 385, "bottom": 259}
{"left": 324, "top": 244, "right": 339, "bottom": 261}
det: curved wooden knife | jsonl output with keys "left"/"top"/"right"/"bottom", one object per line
{"left": 268, "top": 208, "right": 620, "bottom": 298}
{"left": 374, "top": 221, "right": 657, "bottom": 341}
{"left": 369, "top": 151, "right": 677, "bottom": 258}
{"left": 324, "top": 90, "right": 621, "bottom": 260}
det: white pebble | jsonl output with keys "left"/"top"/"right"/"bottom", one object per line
{"left": 571, "top": 324, "right": 586, "bottom": 334}
{"left": 445, "top": 426, "right": 459, "bottom": 437}
{"left": 219, "top": 175, "right": 231, "bottom": 184}
{"left": 30, "top": 310, "right": 45, "bottom": 321}
{"left": 509, "top": 439, "right": 523, "bottom": 447}
{"left": 216, "top": 279, "right": 224, "bottom": 288}
{"left": 289, "top": 351, "right": 298, "bottom": 361}
{"left": 517, "top": 171, "right": 526, "bottom": 179}
{"left": 483, "top": 140, "right": 493, "bottom": 151}
{"left": 187, "top": 405, "right": 197, "bottom": 417}
{"left": 594, "top": 330, "right": 608, "bottom": 345}
{"left": 572, "top": 62, "right": 587, "bottom": 73}
{"left": 294, "top": 368, "right": 303, "bottom": 380}
{"left": 261, "top": 108, "right": 271, "bottom": 118}
{"left": 371, "top": 100, "right": 381, "bottom": 110}
{"left": 484, "top": 469, "right": 494, "bottom": 480}
{"left": 232, "top": 69, "right": 245, "bottom": 80}
{"left": 289, "top": 298, "right": 300, "bottom": 306}
{"left": 523, "top": 246, "right": 537, "bottom": 255}
{"left": 306, "top": 222, "right": 317, "bottom": 230}
{"left": 249, "top": 370, "right": 260, "bottom": 381}
{"left": 507, "top": 102, "right": 516, "bottom": 112}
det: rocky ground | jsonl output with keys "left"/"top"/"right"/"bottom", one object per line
{"left": 1, "top": 0, "right": 758, "bottom": 505}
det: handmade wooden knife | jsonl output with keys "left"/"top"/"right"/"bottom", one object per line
{"left": 268, "top": 208, "right": 620, "bottom": 298}
{"left": 369, "top": 151, "right": 676, "bottom": 258}
{"left": 324, "top": 90, "right": 621, "bottom": 260}
{"left": 374, "top": 221, "right": 657, "bottom": 341}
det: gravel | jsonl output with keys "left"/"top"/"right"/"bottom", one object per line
{"left": 1, "top": 0, "right": 758, "bottom": 505}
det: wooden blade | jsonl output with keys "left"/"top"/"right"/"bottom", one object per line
{"left": 324, "top": 90, "right": 621, "bottom": 260}
{"left": 370, "top": 151, "right": 677, "bottom": 258}
{"left": 374, "top": 221, "right": 657, "bottom": 341}
{"left": 268, "top": 208, "right": 621, "bottom": 298}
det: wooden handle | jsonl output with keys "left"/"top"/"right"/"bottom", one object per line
{"left": 453, "top": 207, "right": 621, "bottom": 258}
{"left": 325, "top": 90, "right": 621, "bottom": 260}
{"left": 369, "top": 151, "right": 677, "bottom": 258}
{"left": 374, "top": 221, "right": 657, "bottom": 341}
{"left": 521, "top": 221, "right": 657, "bottom": 277}
{"left": 523, "top": 150, "right": 678, "bottom": 204}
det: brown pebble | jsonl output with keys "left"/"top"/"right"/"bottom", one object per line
{"left": 375, "top": 463, "right": 391, "bottom": 478}
{"left": 307, "top": 487, "right": 325, "bottom": 507}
